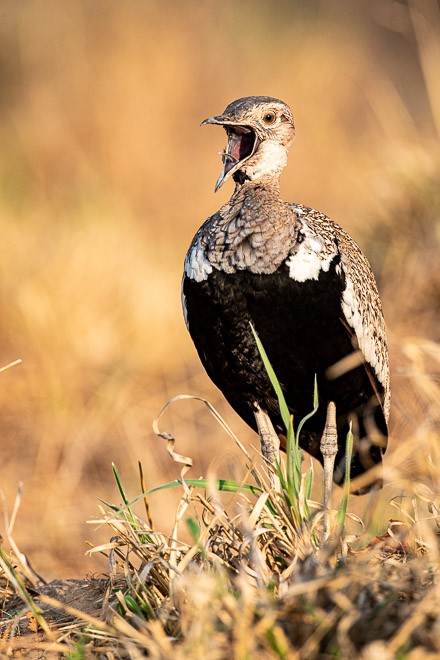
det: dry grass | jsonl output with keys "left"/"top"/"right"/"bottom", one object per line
{"left": 0, "top": 0, "right": 439, "bottom": 656}
{"left": 1, "top": 409, "right": 440, "bottom": 658}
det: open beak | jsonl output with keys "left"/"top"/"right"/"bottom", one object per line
{"left": 201, "top": 115, "right": 260, "bottom": 191}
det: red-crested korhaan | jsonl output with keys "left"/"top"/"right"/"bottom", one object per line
{"left": 182, "top": 96, "right": 390, "bottom": 498}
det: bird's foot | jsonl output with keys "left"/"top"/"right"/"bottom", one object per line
{"left": 320, "top": 401, "right": 338, "bottom": 539}
{"left": 254, "top": 404, "right": 281, "bottom": 491}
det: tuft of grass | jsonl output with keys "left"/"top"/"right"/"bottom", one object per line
{"left": 250, "top": 323, "right": 356, "bottom": 544}
{"left": 2, "top": 445, "right": 440, "bottom": 658}
{"left": 250, "top": 322, "right": 316, "bottom": 524}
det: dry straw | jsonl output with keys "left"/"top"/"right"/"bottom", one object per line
{"left": 1, "top": 376, "right": 440, "bottom": 658}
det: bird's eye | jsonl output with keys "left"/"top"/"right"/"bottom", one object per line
{"left": 263, "top": 111, "right": 277, "bottom": 125}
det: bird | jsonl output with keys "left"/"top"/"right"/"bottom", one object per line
{"left": 181, "top": 95, "right": 390, "bottom": 498}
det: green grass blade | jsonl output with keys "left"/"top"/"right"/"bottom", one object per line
{"left": 337, "top": 425, "right": 353, "bottom": 529}
{"left": 295, "top": 375, "right": 319, "bottom": 448}
{"left": 135, "top": 586, "right": 156, "bottom": 619}
{"left": 124, "top": 594, "right": 147, "bottom": 619}
{"left": 112, "top": 463, "right": 153, "bottom": 544}
{"left": 97, "top": 478, "right": 263, "bottom": 514}
{"left": 250, "top": 322, "right": 310, "bottom": 526}
{"left": 95, "top": 479, "right": 262, "bottom": 528}
{"left": 276, "top": 461, "right": 295, "bottom": 511}
{"left": 285, "top": 415, "right": 296, "bottom": 504}
{"left": 112, "top": 462, "right": 131, "bottom": 507}
{"left": 249, "top": 323, "right": 299, "bottom": 499}
{"left": 187, "top": 516, "right": 201, "bottom": 544}
{"left": 187, "top": 516, "right": 208, "bottom": 559}
{"left": 304, "top": 466, "right": 313, "bottom": 501}
{"left": 291, "top": 448, "right": 302, "bottom": 501}
{"left": 291, "top": 377, "right": 318, "bottom": 510}
{"left": 249, "top": 323, "right": 291, "bottom": 432}
{"left": 303, "top": 467, "right": 314, "bottom": 522}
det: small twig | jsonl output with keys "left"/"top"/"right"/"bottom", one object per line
{"left": 0, "top": 359, "right": 22, "bottom": 374}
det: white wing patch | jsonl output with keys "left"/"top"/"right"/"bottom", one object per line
{"left": 184, "top": 234, "right": 213, "bottom": 282}
{"left": 286, "top": 230, "right": 336, "bottom": 282}
{"left": 341, "top": 275, "right": 378, "bottom": 374}
{"left": 338, "top": 249, "right": 390, "bottom": 421}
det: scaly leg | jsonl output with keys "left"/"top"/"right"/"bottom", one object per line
{"left": 320, "top": 401, "right": 338, "bottom": 512}
{"left": 254, "top": 404, "right": 280, "bottom": 491}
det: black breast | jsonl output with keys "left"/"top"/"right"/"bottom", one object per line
{"left": 182, "top": 257, "right": 387, "bottom": 484}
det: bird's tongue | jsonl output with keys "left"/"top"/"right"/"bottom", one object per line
{"left": 215, "top": 125, "right": 257, "bottom": 192}
{"left": 223, "top": 127, "right": 255, "bottom": 174}
{"left": 223, "top": 135, "right": 241, "bottom": 175}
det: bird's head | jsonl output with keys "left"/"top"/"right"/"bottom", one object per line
{"left": 202, "top": 96, "right": 296, "bottom": 192}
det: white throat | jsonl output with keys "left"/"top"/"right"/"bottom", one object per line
{"left": 245, "top": 141, "right": 288, "bottom": 180}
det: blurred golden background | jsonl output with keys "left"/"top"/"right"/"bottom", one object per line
{"left": 0, "top": 0, "right": 439, "bottom": 579}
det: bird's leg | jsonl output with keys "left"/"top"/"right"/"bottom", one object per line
{"left": 320, "top": 401, "right": 338, "bottom": 516}
{"left": 254, "top": 404, "right": 281, "bottom": 491}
